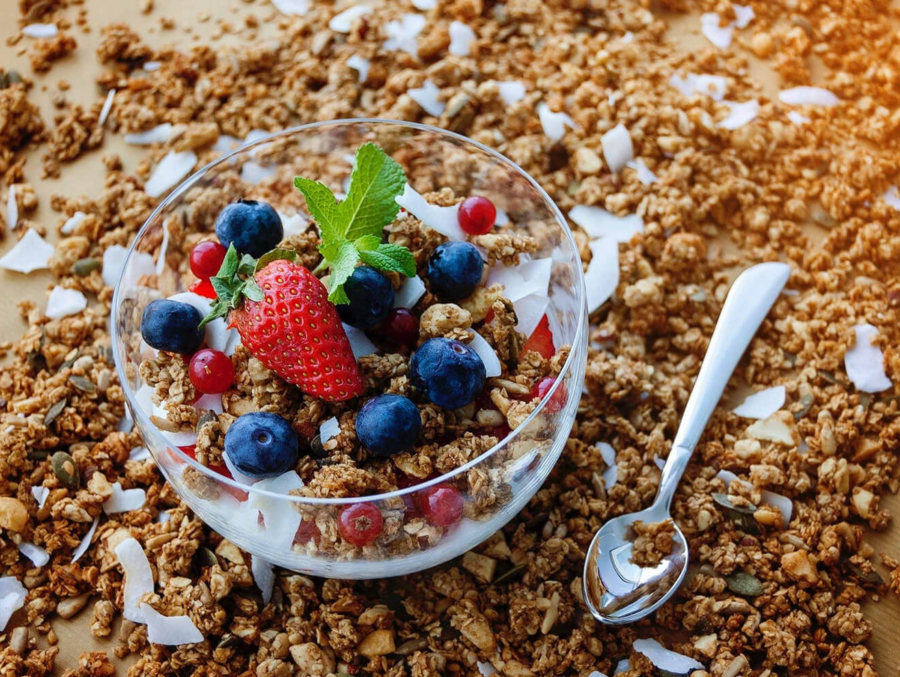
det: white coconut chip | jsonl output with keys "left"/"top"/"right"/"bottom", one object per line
{"left": 597, "top": 442, "right": 618, "bottom": 487}
{"left": 141, "top": 603, "right": 204, "bottom": 645}
{"left": 845, "top": 323, "right": 892, "bottom": 392}
{"left": 625, "top": 159, "right": 658, "bottom": 185}
{"left": 668, "top": 72, "right": 727, "bottom": 101}
{"left": 129, "top": 446, "right": 151, "bottom": 461}
{"left": 601, "top": 124, "right": 634, "bottom": 173}
{"left": 18, "top": 542, "right": 50, "bottom": 567}
{"left": 212, "top": 135, "right": 242, "bottom": 154}
{"left": 700, "top": 12, "right": 734, "bottom": 49}
{"left": 319, "top": 416, "right": 341, "bottom": 444}
{"left": 145, "top": 151, "right": 197, "bottom": 198}
{"left": 486, "top": 257, "right": 552, "bottom": 303}
{"left": 7, "top": 185, "right": 18, "bottom": 230}
{"left": 22, "top": 23, "right": 58, "bottom": 38}
{"left": 156, "top": 219, "right": 170, "bottom": 276}
{"left": 0, "top": 576, "right": 27, "bottom": 632}
{"left": 653, "top": 456, "right": 666, "bottom": 470}
{"left": 143, "top": 61, "right": 161, "bottom": 72}
{"left": 46, "top": 286, "right": 87, "bottom": 320}
{"left": 614, "top": 659, "right": 630, "bottom": 674}
{"left": 745, "top": 414, "right": 797, "bottom": 446}
{"left": 115, "top": 537, "right": 154, "bottom": 623}
{"left": 633, "top": 638, "right": 704, "bottom": 674}
{"left": 271, "top": 0, "right": 309, "bottom": 16}
{"left": 278, "top": 210, "right": 308, "bottom": 237}
{"left": 101, "top": 244, "right": 155, "bottom": 288}
{"left": 718, "top": 100, "right": 759, "bottom": 130}
{"left": 251, "top": 555, "right": 276, "bottom": 604}
{"left": 537, "top": 103, "right": 577, "bottom": 142}
{"left": 248, "top": 472, "right": 305, "bottom": 550}
{"left": 496, "top": 81, "right": 526, "bottom": 104}
{"left": 149, "top": 397, "right": 197, "bottom": 447}
{"left": 156, "top": 511, "right": 171, "bottom": 524}
{"left": 72, "top": 517, "right": 99, "bottom": 563}
{"left": 393, "top": 274, "right": 427, "bottom": 308}
{"left": 396, "top": 183, "right": 465, "bottom": 240}
{"left": 494, "top": 208, "right": 509, "bottom": 226}
{"left": 103, "top": 482, "right": 147, "bottom": 515}
{"left": 732, "top": 385, "right": 785, "bottom": 419}
{"left": 240, "top": 161, "right": 277, "bottom": 185}
{"left": 883, "top": 186, "right": 900, "bottom": 210}
{"left": 117, "top": 411, "right": 134, "bottom": 433}
{"left": 787, "top": 111, "right": 810, "bottom": 125}
{"left": 98, "top": 89, "right": 116, "bottom": 127}
{"left": 467, "top": 330, "right": 502, "bottom": 377}
{"left": 244, "top": 129, "right": 270, "bottom": 146}
{"left": 383, "top": 13, "right": 426, "bottom": 57}
{"left": 342, "top": 323, "right": 379, "bottom": 359}
{"left": 412, "top": 0, "right": 436, "bottom": 8}
{"left": 449, "top": 21, "right": 476, "bottom": 56}
{"left": 513, "top": 294, "right": 549, "bottom": 338}
{"left": 588, "top": 672, "right": 609, "bottom": 677}
{"left": 569, "top": 206, "right": 643, "bottom": 242}
{"left": 31, "top": 485, "right": 49, "bottom": 509}
{"left": 61, "top": 211, "right": 87, "bottom": 234}
{"left": 761, "top": 490, "right": 793, "bottom": 526}
{"left": 778, "top": 87, "right": 839, "bottom": 107}
{"left": 0, "top": 229, "right": 55, "bottom": 274}
{"left": 124, "top": 123, "right": 175, "bottom": 145}
{"left": 409, "top": 81, "right": 445, "bottom": 117}
{"left": 585, "top": 237, "right": 619, "bottom": 313}
{"left": 477, "top": 661, "right": 498, "bottom": 676}
{"left": 169, "top": 291, "right": 236, "bottom": 353}
{"left": 329, "top": 5, "right": 371, "bottom": 32}
{"left": 734, "top": 4, "right": 755, "bottom": 27}
{"left": 347, "top": 54, "right": 370, "bottom": 83}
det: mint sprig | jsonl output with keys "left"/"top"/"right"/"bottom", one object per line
{"left": 294, "top": 142, "right": 416, "bottom": 304}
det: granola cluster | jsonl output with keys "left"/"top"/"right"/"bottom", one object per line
{"left": 0, "top": 0, "right": 899, "bottom": 675}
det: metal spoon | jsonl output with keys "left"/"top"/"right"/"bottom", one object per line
{"left": 582, "top": 262, "right": 790, "bottom": 624}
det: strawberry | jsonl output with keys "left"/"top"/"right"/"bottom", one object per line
{"left": 521, "top": 314, "right": 555, "bottom": 360}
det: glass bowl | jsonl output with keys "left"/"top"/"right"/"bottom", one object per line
{"left": 112, "top": 119, "right": 587, "bottom": 578}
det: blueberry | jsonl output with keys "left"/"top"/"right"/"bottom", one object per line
{"left": 224, "top": 412, "right": 299, "bottom": 478}
{"left": 410, "top": 338, "right": 486, "bottom": 409}
{"left": 336, "top": 266, "right": 395, "bottom": 329}
{"left": 140, "top": 299, "right": 204, "bottom": 354}
{"left": 214, "top": 199, "right": 283, "bottom": 258}
{"left": 426, "top": 241, "right": 484, "bottom": 301}
{"left": 355, "top": 395, "right": 421, "bottom": 457}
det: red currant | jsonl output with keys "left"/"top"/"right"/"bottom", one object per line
{"left": 190, "top": 241, "right": 227, "bottom": 279}
{"left": 189, "top": 277, "right": 217, "bottom": 299}
{"left": 458, "top": 196, "right": 497, "bottom": 235}
{"left": 419, "top": 484, "right": 464, "bottom": 527}
{"left": 189, "top": 349, "right": 234, "bottom": 394}
{"left": 379, "top": 308, "right": 419, "bottom": 346}
{"left": 338, "top": 503, "right": 383, "bottom": 546}
{"left": 530, "top": 376, "right": 567, "bottom": 414}
{"left": 294, "top": 520, "right": 322, "bottom": 546}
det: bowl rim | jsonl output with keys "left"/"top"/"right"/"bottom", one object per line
{"left": 112, "top": 117, "right": 588, "bottom": 506}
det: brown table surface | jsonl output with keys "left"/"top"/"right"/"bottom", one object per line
{"left": 1, "top": 0, "right": 897, "bottom": 673}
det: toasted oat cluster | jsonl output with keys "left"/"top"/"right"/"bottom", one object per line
{"left": 1, "top": 0, "right": 899, "bottom": 675}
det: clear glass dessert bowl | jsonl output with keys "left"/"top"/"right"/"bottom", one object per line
{"left": 112, "top": 119, "right": 588, "bottom": 578}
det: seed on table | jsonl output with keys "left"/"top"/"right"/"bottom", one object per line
{"left": 51, "top": 451, "right": 80, "bottom": 490}
{"left": 72, "top": 257, "right": 101, "bottom": 276}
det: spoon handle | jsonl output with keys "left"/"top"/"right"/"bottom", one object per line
{"left": 654, "top": 262, "right": 790, "bottom": 511}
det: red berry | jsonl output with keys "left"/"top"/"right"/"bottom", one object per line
{"left": 530, "top": 377, "right": 567, "bottom": 414}
{"left": 379, "top": 308, "right": 419, "bottom": 346}
{"left": 189, "top": 349, "right": 234, "bottom": 394}
{"left": 190, "top": 241, "right": 227, "bottom": 279}
{"left": 189, "top": 277, "right": 217, "bottom": 299}
{"left": 419, "top": 484, "right": 464, "bottom": 527}
{"left": 521, "top": 315, "right": 555, "bottom": 359}
{"left": 338, "top": 503, "right": 383, "bottom": 546}
{"left": 294, "top": 520, "right": 322, "bottom": 546}
{"left": 458, "top": 196, "right": 497, "bottom": 235}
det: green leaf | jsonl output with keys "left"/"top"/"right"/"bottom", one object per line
{"left": 359, "top": 243, "right": 417, "bottom": 277}
{"left": 255, "top": 248, "right": 297, "bottom": 272}
{"left": 353, "top": 234, "right": 381, "bottom": 252}
{"left": 294, "top": 177, "right": 342, "bottom": 242}
{"left": 339, "top": 142, "right": 406, "bottom": 241}
{"left": 199, "top": 300, "right": 230, "bottom": 328}
{"left": 237, "top": 254, "right": 257, "bottom": 276}
{"left": 243, "top": 278, "right": 265, "bottom": 302}
{"left": 326, "top": 241, "right": 360, "bottom": 305}
{"left": 217, "top": 244, "right": 240, "bottom": 278}
{"left": 210, "top": 275, "right": 236, "bottom": 302}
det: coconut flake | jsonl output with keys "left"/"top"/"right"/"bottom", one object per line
{"left": 601, "top": 124, "right": 634, "bottom": 173}
{"left": 342, "top": 323, "right": 379, "bottom": 359}
{"left": 537, "top": 103, "right": 577, "bottom": 142}
{"left": 625, "top": 159, "right": 658, "bottom": 185}
{"left": 718, "top": 99, "right": 759, "bottom": 130}
{"left": 495, "top": 209, "right": 509, "bottom": 226}
{"left": 271, "top": 0, "right": 308, "bottom": 15}
{"left": 240, "top": 161, "right": 276, "bottom": 185}
{"left": 570, "top": 206, "right": 643, "bottom": 242}
{"left": 588, "top": 672, "right": 609, "bottom": 677}
{"left": 101, "top": 244, "right": 155, "bottom": 288}
{"left": 669, "top": 72, "right": 727, "bottom": 101}
{"left": 746, "top": 413, "right": 797, "bottom": 446}
{"left": 277, "top": 210, "right": 308, "bottom": 237}
{"left": 733, "top": 4, "right": 755, "bottom": 28}
{"left": 156, "top": 219, "right": 170, "bottom": 276}
{"left": 156, "top": 511, "right": 171, "bottom": 523}
{"left": 329, "top": 5, "right": 371, "bottom": 32}
{"left": 396, "top": 183, "right": 465, "bottom": 240}
{"left": 141, "top": 603, "right": 204, "bottom": 645}
{"left": 408, "top": 80, "right": 445, "bottom": 117}
{"left": 129, "top": 446, "right": 151, "bottom": 462}
{"left": 7, "top": 185, "right": 18, "bottom": 230}
{"left": 883, "top": 186, "right": 900, "bottom": 210}
{"left": 347, "top": 54, "right": 370, "bottom": 83}
{"left": 124, "top": 123, "right": 175, "bottom": 145}
{"left": 585, "top": 237, "right": 619, "bottom": 313}
{"left": 598, "top": 442, "right": 618, "bottom": 487}
{"left": 46, "top": 286, "right": 87, "bottom": 320}
{"left": 143, "top": 61, "right": 161, "bottom": 71}
{"left": 700, "top": 12, "right": 735, "bottom": 49}
{"left": 393, "top": 274, "right": 427, "bottom": 308}
{"left": 513, "top": 294, "right": 549, "bottom": 338}
{"left": 0, "top": 576, "right": 27, "bottom": 632}
{"left": 22, "top": 23, "right": 57, "bottom": 38}
{"left": 103, "top": 482, "right": 147, "bottom": 514}
{"left": 383, "top": 13, "right": 426, "bottom": 57}
{"left": 221, "top": 450, "right": 258, "bottom": 486}
{"left": 845, "top": 323, "right": 892, "bottom": 392}
{"left": 0, "top": 229, "right": 55, "bottom": 274}
{"left": 411, "top": 0, "right": 436, "bottom": 8}
{"left": 468, "top": 330, "right": 502, "bottom": 378}
{"left": 115, "top": 538, "right": 155, "bottom": 623}
{"left": 633, "top": 638, "right": 704, "bottom": 674}
{"left": 169, "top": 291, "right": 236, "bottom": 353}
{"left": 213, "top": 135, "right": 242, "bottom": 154}
{"left": 614, "top": 659, "right": 630, "bottom": 674}
{"left": 145, "top": 151, "right": 197, "bottom": 198}
{"left": 449, "top": 21, "right": 476, "bottom": 56}
{"left": 251, "top": 556, "right": 276, "bottom": 603}
{"left": 31, "top": 486, "right": 49, "bottom": 509}
{"left": 497, "top": 81, "right": 526, "bottom": 104}
{"left": 778, "top": 87, "right": 839, "bottom": 107}
{"left": 761, "top": 490, "right": 793, "bottom": 526}
{"left": 98, "top": 89, "right": 116, "bottom": 127}
{"left": 248, "top": 472, "right": 304, "bottom": 550}
{"left": 733, "top": 385, "right": 785, "bottom": 419}
{"left": 786, "top": 111, "right": 810, "bottom": 125}
{"left": 72, "top": 517, "right": 99, "bottom": 563}
{"left": 319, "top": 416, "right": 341, "bottom": 444}
{"left": 18, "top": 542, "right": 50, "bottom": 567}
{"left": 486, "top": 257, "right": 552, "bottom": 302}
{"left": 477, "top": 662, "right": 498, "bottom": 676}
{"left": 61, "top": 211, "right": 86, "bottom": 234}
{"left": 653, "top": 456, "right": 666, "bottom": 470}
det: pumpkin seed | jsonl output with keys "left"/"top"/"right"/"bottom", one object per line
{"left": 51, "top": 451, "right": 80, "bottom": 490}
{"left": 712, "top": 493, "right": 757, "bottom": 516}
{"left": 28, "top": 450, "right": 50, "bottom": 460}
{"left": 493, "top": 564, "right": 526, "bottom": 585}
{"left": 794, "top": 392, "right": 814, "bottom": 421}
{"left": 196, "top": 546, "right": 218, "bottom": 568}
{"left": 859, "top": 393, "right": 873, "bottom": 409}
{"left": 0, "top": 72, "right": 7, "bottom": 90}
{"left": 196, "top": 410, "right": 217, "bottom": 432}
{"left": 216, "top": 633, "right": 238, "bottom": 649}
{"left": 725, "top": 571, "right": 764, "bottom": 597}
{"left": 394, "top": 636, "right": 428, "bottom": 655}
{"left": 7, "top": 71, "right": 22, "bottom": 85}
{"left": 68, "top": 375, "right": 95, "bottom": 393}
{"left": 60, "top": 349, "right": 80, "bottom": 371}
{"left": 811, "top": 209, "right": 838, "bottom": 228}
{"left": 842, "top": 560, "right": 884, "bottom": 586}
{"left": 44, "top": 398, "right": 67, "bottom": 426}
{"left": 72, "top": 258, "right": 101, "bottom": 277}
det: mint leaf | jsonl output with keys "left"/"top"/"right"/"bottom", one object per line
{"left": 359, "top": 243, "right": 417, "bottom": 277}
{"left": 353, "top": 234, "right": 381, "bottom": 252}
{"left": 255, "top": 248, "right": 297, "bottom": 272}
{"left": 327, "top": 242, "right": 359, "bottom": 305}
{"left": 294, "top": 177, "right": 342, "bottom": 242}
{"left": 339, "top": 142, "right": 406, "bottom": 241}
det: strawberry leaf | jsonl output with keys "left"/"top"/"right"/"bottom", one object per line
{"left": 359, "top": 243, "right": 417, "bottom": 277}
{"left": 243, "top": 278, "right": 265, "bottom": 302}
{"left": 255, "top": 248, "right": 297, "bottom": 272}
